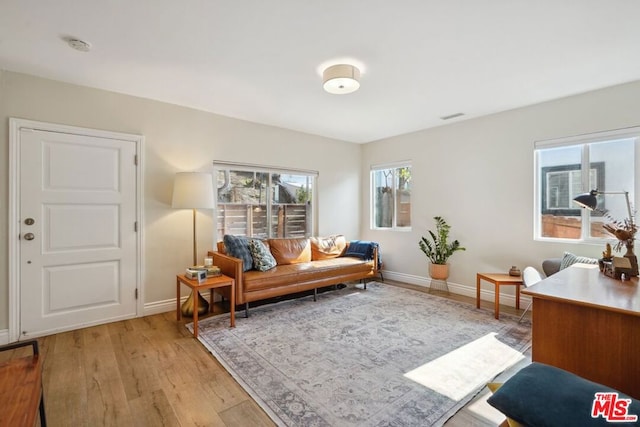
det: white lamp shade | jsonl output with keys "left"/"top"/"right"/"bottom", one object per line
{"left": 323, "top": 64, "right": 360, "bottom": 94}
{"left": 171, "top": 172, "right": 215, "bottom": 209}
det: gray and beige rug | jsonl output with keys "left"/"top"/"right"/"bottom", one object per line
{"left": 189, "top": 282, "right": 531, "bottom": 426}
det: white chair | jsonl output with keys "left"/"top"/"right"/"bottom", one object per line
{"left": 518, "top": 266, "right": 543, "bottom": 322}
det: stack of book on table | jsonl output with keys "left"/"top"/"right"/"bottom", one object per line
{"left": 186, "top": 266, "right": 221, "bottom": 280}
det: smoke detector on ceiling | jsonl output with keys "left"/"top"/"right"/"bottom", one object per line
{"left": 66, "top": 38, "right": 91, "bottom": 52}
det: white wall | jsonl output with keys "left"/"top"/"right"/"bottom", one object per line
{"left": 3, "top": 69, "right": 639, "bottom": 331}
{"left": 360, "top": 80, "right": 640, "bottom": 301}
{"left": 0, "top": 70, "right": 362, "bottom": 329}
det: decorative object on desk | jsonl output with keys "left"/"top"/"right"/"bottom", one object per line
{"left": 173, "top": 171, "right": 215, "bottom": 315}
{"left": 419, "top": 216, "right": 466, "bottom": 281}
{"left": 204, "top": 256, "right": 213, "bottom": 267}
{"left": 509, "top": 266, "right": 521, "bottom": 277}
{"left": 573, "top": 189, "right": 638, "bottom": 277}
{"left": 599, "top": 243, "right": 613, "bottom": 272}
{"left": 603, "top": 218, "right": 636, "bottom": 254}
{"left": 606, "top": 256, "right": 635, "bottom": 280}
{"left": 180, "top": 289, "right": 209, "bottom": 317}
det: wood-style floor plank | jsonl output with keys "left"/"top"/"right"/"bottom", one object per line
{"left": 41, "top": 335, "right": 89, "bottom": 426}
{"left": 128, "top": 389, "right": 181, "bottom": 427}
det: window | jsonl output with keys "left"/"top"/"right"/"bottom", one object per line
{"left": 535, "top": 128, "right": 637, "bottom": 241}
{"left": 213, "top": 162, "right": 316, "bottom": 240}
{"left": 371, "top": 162, "right": 411, "bottom": 230}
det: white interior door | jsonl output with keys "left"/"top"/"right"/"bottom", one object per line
{"left": 18, "top": 127, "right": 139, "bottom": 338}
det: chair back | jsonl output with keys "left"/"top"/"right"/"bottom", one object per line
{"left": 522, "top": 266, "right": 543, "bottom": 288}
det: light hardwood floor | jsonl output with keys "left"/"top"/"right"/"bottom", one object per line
{"left": 3, "top": 282, "right": 530, "bottom": 426}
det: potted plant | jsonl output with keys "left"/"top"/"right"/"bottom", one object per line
{"left": 418, "top": 216, "right": 466, "bottom": 280}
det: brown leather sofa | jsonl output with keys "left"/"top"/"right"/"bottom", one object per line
{"left": 209, "top": 236, "right": 379, "bottom": 316}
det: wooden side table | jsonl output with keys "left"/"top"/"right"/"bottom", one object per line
{"left": 476, "top": 273, "right": 523, "bottom": 319}
{"left": 176, "top": 274, "right": 235, "bottom": 338}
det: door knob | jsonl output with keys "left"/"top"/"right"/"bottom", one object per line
{"left": 24, "top": 218, "right": 35, "bottom": 225}
{"left": 23, "top": 233, "right": 35, "bottom": 241}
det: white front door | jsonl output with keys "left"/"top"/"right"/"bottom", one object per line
{"left": 17, "top": 125, "right": 139, "bottom": 338}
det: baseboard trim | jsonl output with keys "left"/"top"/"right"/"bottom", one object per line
{"left": 144, "top": 295, "right": 190, "bottom": 316}
{"left": 3, "top": 274, "right": 526, "bottom": 342}
{"left": 143, "top": 271, "right": 530, "bottom": 317}
{"left": 380, "top": 270, "right": 529, "bottom": 308}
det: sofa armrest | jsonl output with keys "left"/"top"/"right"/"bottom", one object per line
{"left": 209, "top": 250, "right": 245, "bottom": 303}
{"left": 372, "top": 246, "right": 380, "bottom": 273}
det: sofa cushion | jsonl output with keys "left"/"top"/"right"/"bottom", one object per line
{"left": 243, "top": 257, "right": 374, "bottom": 292}
{"left": 560, "top": 251, "right": 598, "bottom": 270}
{"left": 248, "top": 239, "right": 277, "bottom": 272}
{"left": 310, "top": 235, "right": 346, "bottom": 260}
{"left": 268, "top": 238, "right": 311, "bottom": 265}
{"left": 223, "top": 235, "right": 253, "bottom": 272}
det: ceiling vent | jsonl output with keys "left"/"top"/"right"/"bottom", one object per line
{"left": 440, "top": 112, "right": 465, "bottom": 121}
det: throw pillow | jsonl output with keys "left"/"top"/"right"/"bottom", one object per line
{"left": 248, "top": 239, "right": 277, "bottom": 271}
{"left": 487, "top": 362, "right": 640, "bottom": 427}
{"left": 268, "top": 238, "right": 311, "bottom": 265}
{"left": 310, "top": 235, "right": 347, "bottom": 260}
{"left": 486, "top": 383, "right": 523, "bottom": 427}
{"left": 559, "top": 252, "right": 598, "bottom": 270}
{"left": 223, "top": 235, "right": 253, "bottom": 272}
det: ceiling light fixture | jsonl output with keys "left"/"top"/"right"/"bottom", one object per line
{"left": 322, "top": 64, "right": 360, "bottom": 94}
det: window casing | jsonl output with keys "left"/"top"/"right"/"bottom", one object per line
{"left": 213, "top": 162, "right": 316, "bottom": 241}
{"left": 371, "top": 162, "right": 411, "bottom": 230}
{"left": 534, "top": 129, "right": 638, "bottom": 242}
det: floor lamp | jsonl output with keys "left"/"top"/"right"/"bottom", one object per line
{"left": 172, "top": 172, "right": 215, "bottom": 316}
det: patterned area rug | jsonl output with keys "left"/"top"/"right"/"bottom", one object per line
{"left": 190, "top": 283, "right": 531, "bottom": 426}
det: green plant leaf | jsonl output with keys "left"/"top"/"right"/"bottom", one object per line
{"left": 418, "top": 216, "right": 465, "bottom": 264}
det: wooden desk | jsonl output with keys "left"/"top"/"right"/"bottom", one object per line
{"left": 176, "top": 274, "right": 235, "bottom": 338}
{"left": 476, "top": 273, "right": 523, "bottom": 319}
{"left": 522, "top": 264, "right": 640, "bottom": 398}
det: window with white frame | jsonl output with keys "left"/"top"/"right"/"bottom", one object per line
{"left": 534, "top": 128, "right": 637, "bottom": 241}
{"left": 213, "top": 161, "right": 317, "bottom": 241}
{"left": 371, "top": 162, "right": 412, "bottom": 230}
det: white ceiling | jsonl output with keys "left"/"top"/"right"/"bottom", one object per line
{"left": 2, "top": 1, "right": 640, "bottom": 143}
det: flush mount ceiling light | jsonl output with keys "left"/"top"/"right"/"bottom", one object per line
{"left": 322, "top": 64, "right": 360, "bottom": 94}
